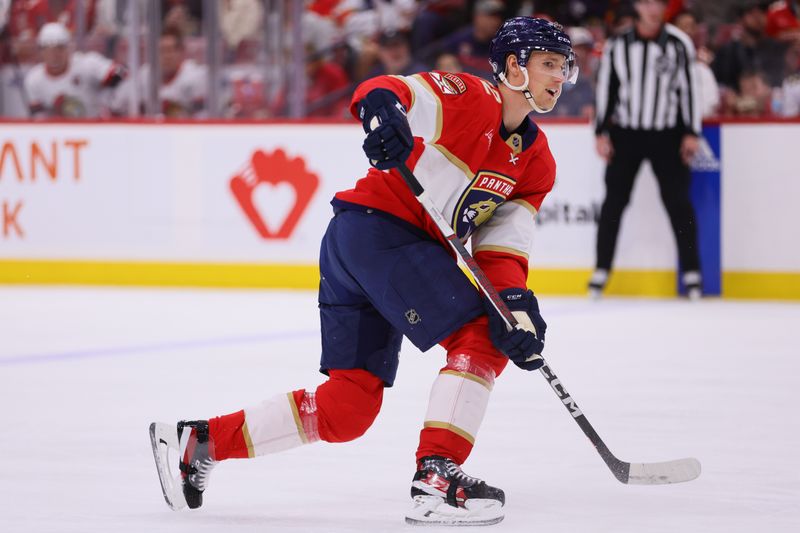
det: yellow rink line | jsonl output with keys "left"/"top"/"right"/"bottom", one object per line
{"left": 0, "top": 260, "right": 321, "bottom": 289}
{"left": 0, "top": 260, "right": 798, "bottom": 300}
{"left": 528, "top": 269, "right": 800, "bottom": 300}
{"left": 528, "top": 269, "right": 678, "bottom": 297}
{"left": 722, "top": 272, "right": 800, "bottom": 300}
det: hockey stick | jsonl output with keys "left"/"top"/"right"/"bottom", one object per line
{"left": 394, "top": 161, "right": 700, "bottom": 485}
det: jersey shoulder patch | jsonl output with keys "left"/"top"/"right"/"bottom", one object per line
{"left": 428, "top": 71, "right": 468, "bottom": 95}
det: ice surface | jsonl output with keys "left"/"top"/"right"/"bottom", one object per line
{"left": 1, "top": 287, "right": 798, "bottom": 532}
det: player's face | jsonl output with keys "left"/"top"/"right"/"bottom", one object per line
{"left": 526, "top": 52, "right": 567, "bottom": 110}
{"left": 42, "top": 45, "right": 69, "bottom": 74}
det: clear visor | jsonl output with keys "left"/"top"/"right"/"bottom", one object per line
{"left": 527, "top": 51, "right": 579, "bottom": 84}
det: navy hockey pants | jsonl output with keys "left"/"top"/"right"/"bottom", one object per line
{"left": 317, "top": 206, "right": 485, "bottom": 386}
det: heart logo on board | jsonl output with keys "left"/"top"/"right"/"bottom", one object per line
{"left": 230, "top": 149, "right": 320, "bottom": 239}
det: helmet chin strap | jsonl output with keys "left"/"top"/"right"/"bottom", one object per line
{"left": 498, "top": 68, "right": 555, "bottom": 114}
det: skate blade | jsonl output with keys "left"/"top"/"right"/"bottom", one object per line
{"left": 149, "top": 422, "right": 187, "bottom": 511}
{"left": 405, "top": 495, "right": 504, "bottom": 527}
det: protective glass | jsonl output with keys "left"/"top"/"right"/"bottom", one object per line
{"left": 527, "top": 51, "right": 579, "bottom": 84}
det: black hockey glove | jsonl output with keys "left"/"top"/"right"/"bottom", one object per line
{"left": 487, "top": 288, "right": 547, "bottom": 371}
{"left": 358, "top": 89, "right": 414, "bottom": 170}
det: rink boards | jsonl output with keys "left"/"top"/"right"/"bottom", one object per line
{"left": 0, "top": 120, "right": 798, "bottom": 299}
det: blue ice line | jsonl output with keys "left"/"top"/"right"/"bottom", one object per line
{"left": 0, "top": 301, "right": 648, "bottom": 368}
{"left": 0, "top": 329, "right": 318, "bottom": 367}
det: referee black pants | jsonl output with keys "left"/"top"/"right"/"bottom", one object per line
{"left": 595, "top": 127, "right": 700, "bottom": 273}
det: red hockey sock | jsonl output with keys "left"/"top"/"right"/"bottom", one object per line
{"left": 208, "top": 410, "right": 250, "bottom": 460}
{"left": 416, "top": 426, "right": 474, "bottom": 466}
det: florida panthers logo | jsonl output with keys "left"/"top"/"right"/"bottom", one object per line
{"left": 463, "top": 199, "right": 498, "bottom": 227}
{"left": 453, "top": 171, "right": 516, "bottom": 240}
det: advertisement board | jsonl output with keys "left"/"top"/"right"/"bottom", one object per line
{"left": 1, "top": 121, "right": 798, "bottom": 298}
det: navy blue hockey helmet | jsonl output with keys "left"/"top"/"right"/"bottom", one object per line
{"left": 489, "top": 17, "right": 577, "bottom": 83}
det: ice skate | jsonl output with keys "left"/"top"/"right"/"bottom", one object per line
{"left": 405, "top": 456, "right": 505, "bottom": 526}
{"left": 683, "top": 271, "right": 702, "bottom": 301}
{"left": 588, "top": 269, "right": 608, "bottom": 300}
{"left": 149, "top": 420, "right": 217, "bottom": 510}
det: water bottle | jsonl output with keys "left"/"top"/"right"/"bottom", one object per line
{"left": 771, "top": 87, "right": 784, "bottom": 116}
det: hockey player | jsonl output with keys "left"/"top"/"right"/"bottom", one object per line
{"left": 24, "top": 22, "right": 125, "bottom": 118}
{"left": 150, "top": 17, "right": 577, "bottom": 526}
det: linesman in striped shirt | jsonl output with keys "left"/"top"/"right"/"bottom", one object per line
{"left": 590, "top": 0, "right": 702, "bottom": 299}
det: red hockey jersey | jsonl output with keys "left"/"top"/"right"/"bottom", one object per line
{"left": 339, "top": 71, "right": 556, "bottom": 291}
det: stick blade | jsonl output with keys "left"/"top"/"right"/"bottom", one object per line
{"left": 627, "top": 457, "right": 701, "bottom": 485}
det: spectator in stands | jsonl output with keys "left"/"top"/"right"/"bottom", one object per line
{"left": 0, "top": 1, "right": 8, "bottom": 33}
{"left": 0, "top": 2, "right": 35, "bottom": 117}
{"left": 359, "top": 29, "right": 428, "bottom": 80}
{"left": 162, "top": 0, "right": 203, "bottom": 37}
{"left": 780, "top": 71, "right": 800, "bottom": 115}
{"left": 24, "top": 22, "right": 125, "bottom": 118}
{"left": 673, "top": 10, "right": 721, "bottom": 116}
{"left": 330, "top": 39, "right": 360, "bottom": 82}
{"left": 260, "top": 38, "right": 353, "bottom": 119}
{"left": 712, "top": 1, "right": 788, "bottom": 90}
{"left": 610, "top": 2, "right": 637, "bottom": 35}
{"left": 222, "top": 38, "right": 268, "bottom": 119}
{"left": 305, "top": 45, "right": 351, "bottom": 117}
{"left": 721, "top": 69, "right": 774, "bottom": 115}
{"left": 311, "top": 0, "right": 417, "bottom": 44}
{"left": 303, "top": 7, "right": 338, "bottom": 63}
{"left": 437, "top": 0, "right": 505, "bottom": 80}
{"left": 112, "top": 27, "right": 206, "bottom": 118}
{"left": 776, "top": 35, "right": 800, "bottom": 115}
{"left": 552, "top": 26, "right": 595, "bottom": 118}
{"left": 529, "top": 0, "right": 608, "bottom": 26}
{"left": 765, "top": 0, "right": 800, "bottom": 43}
{"left": 219, "top": 0, "right": 264, "bottom": 53}
{"left": 434, "top": 52, "right": 462, "bottom": 72}
{"left": 91, "top": 0, "right": 128, "bottom": 58}
{"left": 411, "top": 0, "right": 468, "bottom": 59}
{"left": 5, "top": 0, "right": 96, "bottom": 37}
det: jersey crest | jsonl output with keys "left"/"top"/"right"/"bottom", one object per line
{"left": 429, "top": 72, "right": 467, "bottom": 95}
{"left": 53, "top": 94, "right": 86, "bottom": 117}
{"left": 453, "top": 171, "right": 516, "bottom": 239}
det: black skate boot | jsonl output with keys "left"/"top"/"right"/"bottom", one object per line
{"left": 406, "top": 456, "right": 505, "bottom": 526}
{"left": 177, "top": 420, "right": 217, "bottom": 509}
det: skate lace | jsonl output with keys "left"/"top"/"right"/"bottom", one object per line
{"left": 190, "top": 457, "right": 217, "bottom": 491}
{"left": 444, "top": 460, "right": 481, "bottom": 487}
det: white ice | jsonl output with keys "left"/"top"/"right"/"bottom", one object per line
{"left": 0, "top": 287, "right": 798, "bottom": 532}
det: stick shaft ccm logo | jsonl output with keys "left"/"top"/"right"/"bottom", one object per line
{"left": 541, "top": 365, "right": 583, "bottom": 418}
